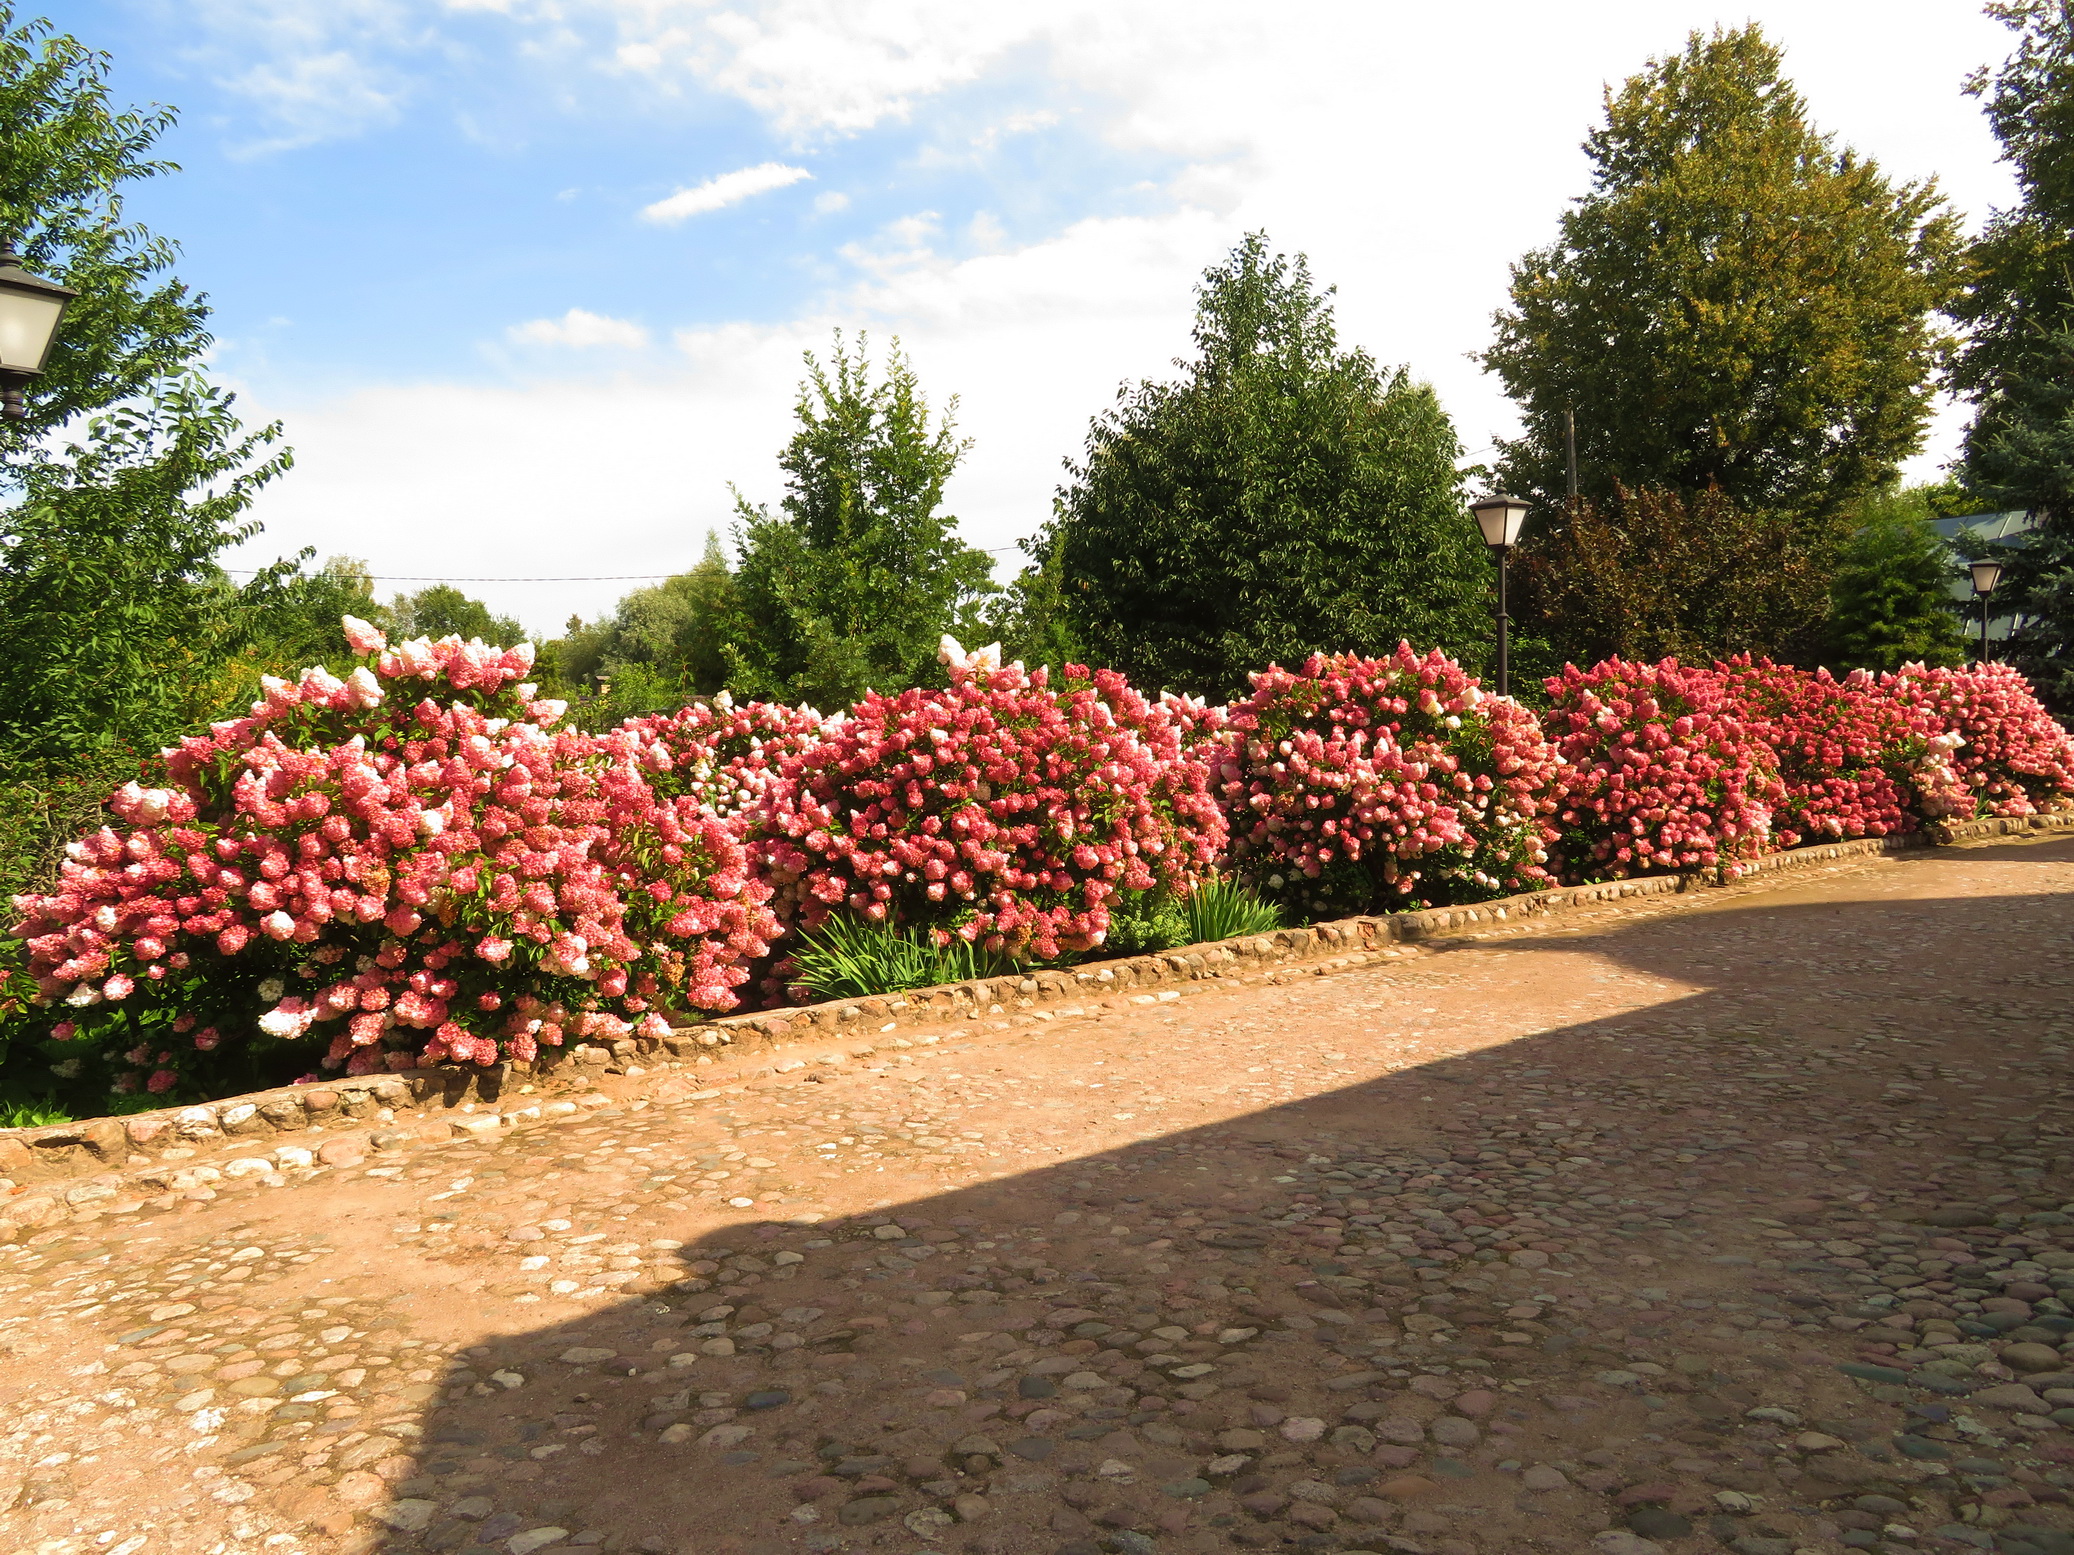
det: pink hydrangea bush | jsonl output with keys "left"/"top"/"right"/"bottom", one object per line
{"left": 1542, "top": 658, "right": 1782, "bottom": 881}
{"left": 756, "top": 638, "right": 1226, "bottom": 961}
{"left": 1717, "top": 658, "right": 1968, "bottom": 845}
{"left": 1879, "top": 663, "right": 2074, "bottom": 817}
{"left": 5, "top": 619, "right": 777, "bottom": 1099}
{"left": 1215, "top": 646, "right": 1561, "bottom": 915}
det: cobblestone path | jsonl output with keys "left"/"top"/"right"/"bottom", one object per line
{"left": 3, "top": 836, "right": 2073, "bottom": 1555}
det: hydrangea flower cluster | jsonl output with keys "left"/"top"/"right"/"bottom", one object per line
{"left": 1542, "top": 658, "right": 1783, "bottom": 880}
{"left": 756, "top": 638, "right": 1226, "bottom": 960}
{"left": 1879, "top": 663, "right": 2074, "bottom": 817}
{"left": 7, "top": 619, "right": 776, "bottom": 1096}
{"left": 1717, "top": 658, "right": 1968, "bottom": 845}
{"left": 1213, "top": 646, "right": 1561, "bottom": 914}
{"left": 621, "top": 693, "right": 828, "bottom": 821}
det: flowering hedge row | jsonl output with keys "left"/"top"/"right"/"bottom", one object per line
{"left": 6, "top": 624, "right": 2072, "bottom": 1102}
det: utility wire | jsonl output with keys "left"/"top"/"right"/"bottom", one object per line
{"left": 220, "top": 544, "right": 1029, "bottom": 585}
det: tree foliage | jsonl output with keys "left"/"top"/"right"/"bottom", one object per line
{"left": 1823, "top": 486, "right": 1967, "bottom": 673}
{"left": 0, "top": 377, "right": 291, "bottom": 768}
{"left": 385, "top": 583, "right": 524, "bottom": 649}
{"left": 0, "top": 5, "right": 212, "bottom": 441}
{"left": 1515, "top": 486, "right": 1843, "bottom": 667}
{"left": 725, "top": 334, "right": 994, "bottom": 708}
{"left": 555, "top": 532, "right": 736, "bottom": 708}
{"left": 1954, "top": 2, "right": 2074, "bottom": 707}
{"left": 1483, "top": 26, "right": 1962, "bottom": 523}
{"left": 1035, "top": 233, "right": 1489, "bottom": 701}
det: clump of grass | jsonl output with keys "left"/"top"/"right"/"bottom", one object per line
{"left": 790, "top": 917, "right": 1014, "bottom": 1002}
{"left": 0, "top": 1095, "right": 74, "bottom": 1129}
{"left": 1182, "top": 878, "right": 1284, "bottom": 945}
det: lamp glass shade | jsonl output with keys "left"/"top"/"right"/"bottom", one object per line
{"left": 0, "top": 290, "right": 65, "bottom": 374}
{"left": 0, "top": 250, "right": 76, "bottom": 376}
{"left": 1969, "top": 557, "right": 2006, "bottom": 596}
{"left": 1470, "top": 495, "right": 1530, "bottom": 549}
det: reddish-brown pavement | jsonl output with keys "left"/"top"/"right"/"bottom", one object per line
{"left": 2, "top": 835, "right": 2072, "bottom": 1555}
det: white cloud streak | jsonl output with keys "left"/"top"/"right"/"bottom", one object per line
{"left": 639, "top": 161, "right": 813, "bottom": 223}
{"left": 506, "top": 308, "right": 651, "bottom": 349}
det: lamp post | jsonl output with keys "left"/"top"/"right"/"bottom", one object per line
{"left": 0, "top": 237, "right": 76, "bottom": 423}
{"left": 1969, "top": 556, "right": 2006, "bottom": 666}
{"left": 1469, "top": 493, "right": 1531, "bottom": 696}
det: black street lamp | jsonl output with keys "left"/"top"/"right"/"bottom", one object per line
{"left": 1969, "top": 556, "right": 2006, "bottom": 666}
{"left": 0, "top": 237, "right": 76, "bottom": 423}
{"left": 1469, "top": 494, "right": 1531, "bottom": 696}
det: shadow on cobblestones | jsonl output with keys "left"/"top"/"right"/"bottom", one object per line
{"left": 322, "top": 870, "right": 2074, "bottom": 1555}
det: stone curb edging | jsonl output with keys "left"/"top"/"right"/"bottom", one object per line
{"left": 2, "top": 809, "right": 2067, "bottom": 1234}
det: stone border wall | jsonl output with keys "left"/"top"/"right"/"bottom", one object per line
{"left": 2, "top": 810, "right": 2067, "bottom": 1236}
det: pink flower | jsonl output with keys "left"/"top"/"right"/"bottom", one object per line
{"left": 146, "top": 1069, "right": 177, "bottom": 1094}
{"left": 342, "top": 615, "right": 388, "bottom": 654}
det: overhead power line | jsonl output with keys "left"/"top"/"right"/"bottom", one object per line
{"left": 221, "top": 544, "right": 1028, "bottom": 585}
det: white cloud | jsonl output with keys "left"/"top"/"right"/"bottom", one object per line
{"left": 507, "top": 308, "right": 650, "bottom": 349}
{"left": 609, "top": 2, "right": 1044, "bottom": 138}
{"left": 639, "top": 161, "right": 813, "bottom": 223}
{"left": 184, "top": 0, "right": 420, "bottom": 153}
{"left": 813, "top": 190, "right": 851, "bottom": 214}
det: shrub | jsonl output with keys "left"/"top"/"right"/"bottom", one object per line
{"left": 1215, "top": 645, "right": 1560, "bottom": 916}
{"left": 1879, "top": 662, "right": 2074, "bottom": 817}
{"left": 4, "top": 618, "right": 778, "bottom": 1102}
{"left": 1542, "top": 657, "right": 1781, "bottom": 880}
{"left": 1717, "top": 657, "right": 1968, "bottom": 844}
{"left": 757, "top": 638, "right": 1226, "bottom": 960}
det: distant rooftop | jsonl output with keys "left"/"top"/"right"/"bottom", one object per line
{"left": 1930, "top": 510, "right": 2036, "bottom": 544}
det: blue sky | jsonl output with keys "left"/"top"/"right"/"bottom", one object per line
{"left": 56, "top": 0, "right": 2027, "bottom": 637}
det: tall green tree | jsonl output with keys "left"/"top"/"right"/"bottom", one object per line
{"left": 1033, "top": 233, "right": 1488, "bottom": 701}
{"left": 1482, "top": 26, "right": 1962, "bottom": 523}
{"left": 0, "top": 7, "right": 330, "bottom": 922}
{"left": 1822, "top": 485, "right": 1968, "bottom": 672}
{"left": 1953, "top": 2, "right": 2074, "bottom": 706}
{"left": 725, "top": 333, "right": 994, "bottom": 708}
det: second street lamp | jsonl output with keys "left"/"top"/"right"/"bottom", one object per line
{"left": 0, "top": 236, "right": 77, "bottom": 423}
{"left": 1469, "top": 494, "right": 1531, "bottom": 697}
{"left": 1969, "top": 556, "right": 2006, "bottom": 666}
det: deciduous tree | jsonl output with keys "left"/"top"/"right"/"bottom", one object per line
{"left": 726, "top": 334, "right": 994, "bottom": 707}
{"left": 1483, "top": 26, "right": 1961, "bottom": 524}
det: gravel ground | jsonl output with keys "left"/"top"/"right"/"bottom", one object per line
{"left": 2, "top": 835, "right": 2072, "bottom": 1555}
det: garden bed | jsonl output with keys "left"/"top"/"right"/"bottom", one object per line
{"left": 1, "top": 809, "right": 2063, "bottom": 1236}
